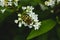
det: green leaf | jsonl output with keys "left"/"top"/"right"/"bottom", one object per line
{"left": 27, "top": 19, "right": 56, "bottom": 40}
{"left": 35, "top": 33, "right": 48, "bottom": 40}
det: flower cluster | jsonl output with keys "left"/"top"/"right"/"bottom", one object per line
{"left": 0, "top": 0, "right": 19, "bottom": 7}
{"left": 45, "top": 0, "right": 56, "bottom": 7}
{"left": 14, "top": 6, "right": 41, "bottom": 30}
{"left": 45, "top": 0, "right": 60, "bottom": 7}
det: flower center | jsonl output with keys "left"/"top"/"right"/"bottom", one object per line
{"left": 21, "top": 14, "right": 32, "bottom": 25}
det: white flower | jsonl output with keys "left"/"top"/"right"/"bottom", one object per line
{"left": 45, "top": 0, "right": 56, "bottom": 7}
{"left": 33, "top": 22, "right": 41, "bottom": 30}
{"left": 27, "top": 12, "right": 38, "bottom": 22}
{"left": 22, "top": 21, "right": 27, "bottom": 26}
{"left": 1, "top": 9, "right": 6, "bottom": 13}
{"left": 0, "top": 0, "right": 5, "bottom": 7}
{"left": 0, "top": 0, "right": 12, "bottom": 7}
{"left": 7, "top": 0, "right": 12, "bottom": 6}
{"left": 18, "top": 22, "right": 22, "bottom": 27}
{"left": 26, "top": 6, "right": 34, "bottom": 10}
{"left": 14, "top": 6, "right": 41, "bottom": 30}
{"left": 14, "top": 20, "right": 18, "bottom": 24}
{"left": 18, "top": 18, "right": 21, "bottom": 21}
{"left": 0, "top": 0, "right": 19, "bottom": 7}
{"left": 26, "top": 10, "right": 29, "bottom": 12}
{"left": 8, "top": 2, "right": 12, "bottom": 6}
{"left": 18, "top": 14, "right": 21, "bottom": 16}
{"left": 26, "top": 6, "right": 34, "bottom": 12}
{"left": 57, "top": 0, "right": 60, "bottom": 4}
{"left": 22, "top": 6, "right": 26, "bottom": 10}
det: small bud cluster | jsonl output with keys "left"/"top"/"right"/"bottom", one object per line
{"left": 0, "top": 0, "right": 19, "bottom": 7}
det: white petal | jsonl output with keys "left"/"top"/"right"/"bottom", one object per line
{"left": 30, "top": 6, "right": 34, "bottom": 10}
{"left": 18, "top": 14, "right": 21, "bottom": 17}
{"left": 33, "top": 24, "right": 40, "bottom": 30}
{"left": 14, "top": 20, "right": 18, "bottom": 24}
{"left": 45, "top": 0, "right": 55, "bottom": 7}
{"left": 22, "top": 21, "right": 28, "bottom": 26}
{"left": 18, "top": 18, "right": 21, "bottom": 21}
{"left": 1, "top": 9, "right": 6, "bottom": 13}
{"left": 14, "top": 2, "right": 18, "bottom": 6}
{"left": 30, "top": 22, "right": 33, "bottom": 25}
{"left": 45, "top": 1, "right": 49, "bottom": 6}
{"left": 27, "top": 6, "right": 30, "bottom": 9}
{"left": 18, "top": 22, "right": 22, "bottom": 27}
{"left": 22, "top": 6, "right": 26, "bottom": 10}
{"left": 33, "top": 25, "right": 38, "bottom": 30}
{"left": 24, "top": 23, "right": 28, "bottom": 26}
{"left": 33, "top": 22, "right": 41, "bottom": 30}
{"left": 34, "top": 26, "right": 39, "bottom": 30}
{"left": 8, "top": 2, "right": 12, "bottom": 6}
{"left": 26, "top": 10, "right": 29, "bottom": 12}
{"left": 0, "top": 0, "right": 5, "bottom": 7}
{"left": 28, "top": 25, "right": 32, "bottom": 28}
